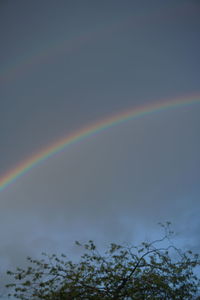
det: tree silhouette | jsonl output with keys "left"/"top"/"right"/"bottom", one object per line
{"left": 6, "top": 222, "right": 200, "bottom": 299}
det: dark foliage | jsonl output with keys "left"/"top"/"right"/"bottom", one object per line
{"left": 6, "top": 223, "right": 200, "bottom": 299}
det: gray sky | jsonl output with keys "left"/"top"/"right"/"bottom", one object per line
{"left": 0, "top": 0, "right": 200, "bottom": 298}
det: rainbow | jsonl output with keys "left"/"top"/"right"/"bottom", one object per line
{"left": 0, "top": 93, "right": 200, "bottom": 191}
{"left": 0, "top": 3, "right": 186, "bottom": 83}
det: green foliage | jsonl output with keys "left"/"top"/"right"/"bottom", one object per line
{"left": 6, "top": 223, "right": 200, "bottom": 299}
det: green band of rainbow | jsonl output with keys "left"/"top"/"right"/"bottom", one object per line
{"left": 1, "top": 94, "right": 200, "bottom": 191}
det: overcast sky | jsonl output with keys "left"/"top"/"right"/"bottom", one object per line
{"left": 0, "top": 0, "right": 200, "bottom": 298}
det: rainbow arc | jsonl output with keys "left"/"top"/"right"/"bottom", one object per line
{"left": 0, "top": 93, "right": 200, "bottom": 191}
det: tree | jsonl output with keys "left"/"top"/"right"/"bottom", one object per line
{"left": 6, "top": 222, "right": 200, "bottom": 299}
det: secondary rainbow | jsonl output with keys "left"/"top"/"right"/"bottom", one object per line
{"left": 0, "top": 93, "right": 200, "bottom": 191}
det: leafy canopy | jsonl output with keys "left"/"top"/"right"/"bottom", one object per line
{"left": 6, "top": 222, "right": 200, "bottom": 299}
